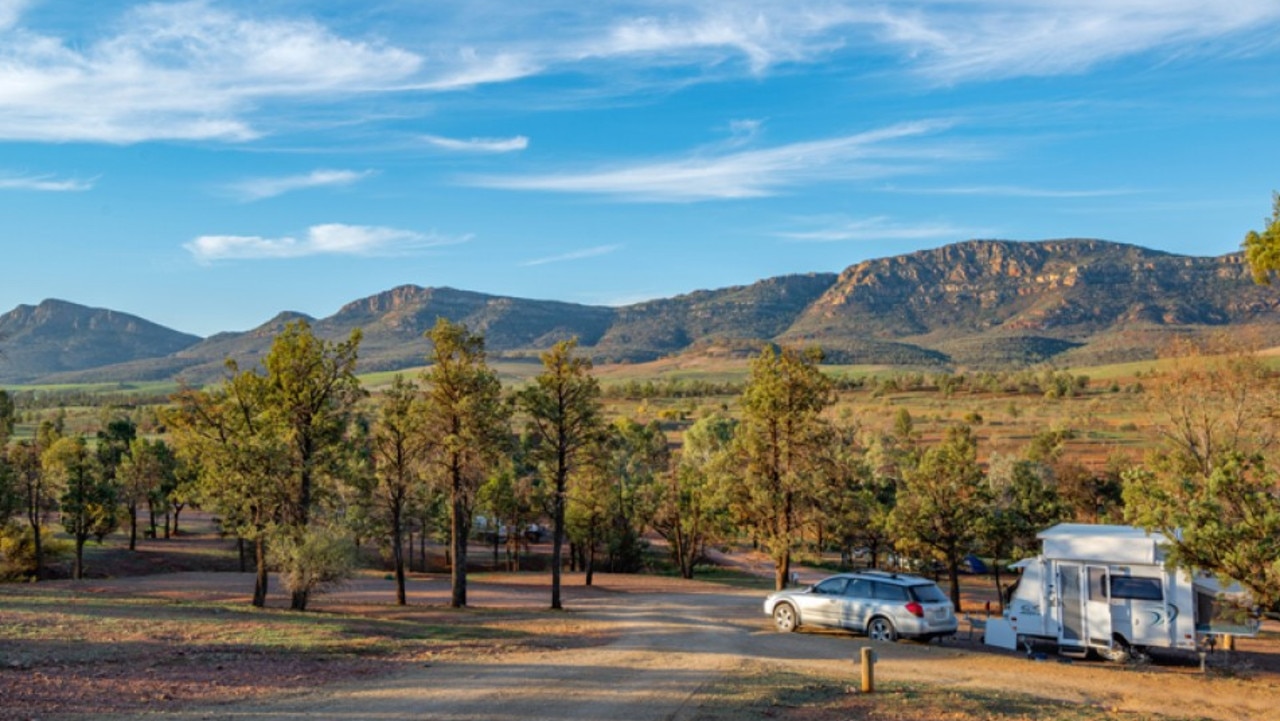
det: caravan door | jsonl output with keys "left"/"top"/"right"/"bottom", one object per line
{"left": 1057, "top": 563, "right": 1084, "bottom": 649}
{"left": 1084, "top": 565, "right": 1114, "bottom": 649}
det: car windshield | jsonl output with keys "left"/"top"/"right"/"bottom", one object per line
{"left": 908, "top": 583, "right": 947, "bottom": 603}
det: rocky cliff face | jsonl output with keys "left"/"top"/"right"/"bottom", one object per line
{"left": 787, "top": 239, "right": 1277, "bottom": 343}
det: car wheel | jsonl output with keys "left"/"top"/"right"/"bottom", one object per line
{"left": 867, "top": 616, "right": 897, "bottom": 642}
{"left": 773, "top": 602, "right": 798, "bottom": 633}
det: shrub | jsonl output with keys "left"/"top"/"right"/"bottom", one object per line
{"left": 0, "top": 522, "right": 71, "bottom": 580}
{"left": 271, "top": 525, "right": 358, "bottom": 599}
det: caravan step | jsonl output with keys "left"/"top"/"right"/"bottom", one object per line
{"left": 1058, "top": 645, "right": 1089, "bottom": 659}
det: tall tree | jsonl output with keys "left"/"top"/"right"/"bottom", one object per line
{"left": 983, "top": 455, "right": 1068, "bottom": 609}
{"left": 1243, "top": 191, "right": 1280, "bottom": 284}
{"left": 1125, "top": 454, "right": 1280, "bottom": 608}
{"left": 517, "top": 339, "right": 603, "bottom": 610}
{"left": 891, "top": 424, "right": 990, "bottom": 609}
{"left": 1124, "top": 343, "right": 1280, "bottom": 607}
{"left": 727, "top": 345, "right": 833, "bottom": 591}
{"left": 651, "top": 415, "right": 735, "bottom": 579}
{"left": 117, "top": 438, "right": 177, "bottom": 550}
{"left": 169, "top": 369, "right": 289, "bottom": 607}
{"left": 262, "top": 321, "right": 364, "bottom": 611}
{"left": 370, "top": 375, "right": 429, "bottom": 605}
{"left": 601, "top": 418, "right": 667, "bottom": 573}
{"left": 421, "top": 319, "right": 511, "bottom": 608}
{"left": 44, "top": 436, "right": 111, "bottom": 580}
{"left": 7, "top": 441, "right": 52, "bottom": 578}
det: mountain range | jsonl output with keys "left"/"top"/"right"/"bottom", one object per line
{"left": 2, "top": 239, "right": 1277, "bottom": 386}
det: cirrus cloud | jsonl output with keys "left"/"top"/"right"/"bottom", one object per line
{"left": 471, "top": 120, "right": 964, "bottom": 202}
{"left": 185, "top": 223, "right": 470, "bottom": 263}
{"left": 226, "top": 169, "right": 375, "bottom": 201}
{"left": 0, "top": 172, "right": 94, "bottom": 191}
{"left": 422, "top": 134, "right": 529, "bottom": 153}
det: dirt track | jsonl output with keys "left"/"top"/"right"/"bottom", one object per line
{"left": 93, "top": 573, "right": 1280, "bottom": 721}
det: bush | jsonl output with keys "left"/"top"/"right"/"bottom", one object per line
{"left": 0, "top": 522, "right": 70, "bottom": 580}
{"left": 270, "top": 525, "right": 358, "bottom": 598}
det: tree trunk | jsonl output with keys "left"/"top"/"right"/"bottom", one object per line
{"left": 947, "top": 556, "right": 962, "bottom": 612}
{"left": 393, "top": 507, "right": 406, "bottom": 606}
{"left": 419, "top": 525, "right": 426, "bottom": 573}
{"left": 585, "top": 536, "right": 595, "bottom": 587}
{"left": 774, "top": 550, "right": 790, "bottom": 591}
{"left": 992, "top": 559, "right": 1004, "bottom": 613}
{"left": 31, "top": 518, "right": 43, "bottom": 580}
{"left": 551, "top": 470, "right": 566, "bottom": 610}
{"left": 172, "top": 503, "right": 183, "bottom": 536}
{"left": 73, "top": 533, "right": 86, "bottom": 580}
{"left": 252, "top": 537, "right": 268, "bottom": 608}
{"left": 450, "top": 483, "right": 468, "bottom": 609}
{"left": 128, "top": 503, "right": 138, "bottom": 551}
{"left": 238, "top": 537, "right": 248, "bottom": 573}
{"left": 291, "top": 588, "right": 309, "bottom": 611}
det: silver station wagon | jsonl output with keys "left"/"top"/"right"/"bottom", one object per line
{"left": 764, "top": 571, "right": 958, "bottom": 642}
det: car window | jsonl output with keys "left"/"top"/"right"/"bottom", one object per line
{"left": 908, "top": 583, "right": 947, "bottom": 603}
{"left": 813, "top": 577, "right": 848, "bottom": 595}
{"left": 845, "top": 579, "right": 872, "bottom": 598}
{"left": 872, "top": 581, "right": 909, "bottom": 601}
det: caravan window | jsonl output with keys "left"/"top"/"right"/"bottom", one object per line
{"left": 1111, "top": 576, "right": 1163, "bottom": 601}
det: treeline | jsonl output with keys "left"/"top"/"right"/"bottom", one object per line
{"left": 2, "top": 323, "right": 1278, "bottom": 615}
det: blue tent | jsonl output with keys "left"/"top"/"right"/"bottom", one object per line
{"left": 963, "top": 554, "right": 989, "bottom": 574}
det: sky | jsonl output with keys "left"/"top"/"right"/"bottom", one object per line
{"left": 2, "top": 0, "right": 1280, "bottom": 338}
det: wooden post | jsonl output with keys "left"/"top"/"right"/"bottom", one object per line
{"left": 860, "top": 646, "right": 876, "bottom": 693}
{"left": 1222, "top": 634, "right": 1236, "bottom": 651}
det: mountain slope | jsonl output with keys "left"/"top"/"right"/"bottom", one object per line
{"left": 0, "top": 300, "right": 201, "bottom": 383}
{"left": 12, "top": 239, "right": 1280, "bottom": 385}
{"left": 783, "top": 239, "right": 1280, "bottom": 365}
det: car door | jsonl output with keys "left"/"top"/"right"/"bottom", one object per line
{"left": 796, "top": 577, "right": 848, "bottom": 627}
{"left": 840, "top": 578, "right": 873, "bottom": 630}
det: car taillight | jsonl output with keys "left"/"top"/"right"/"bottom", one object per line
{"left": 905, "top": 601, "right": 924, "bottom": 618}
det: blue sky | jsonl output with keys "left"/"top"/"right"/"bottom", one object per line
{"left": 2, "top": 1, "right": 1279, "bottom": 337}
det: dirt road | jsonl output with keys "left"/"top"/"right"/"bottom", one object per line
{"left": 116, "top": 577, "right": 1280, "bottom": 721}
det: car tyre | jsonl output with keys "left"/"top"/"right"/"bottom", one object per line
{"left": 867, "top": 616, "right": 897, "bottom": 642}
{"left": 773, "top": 602, "right": 798, "bottom": 633}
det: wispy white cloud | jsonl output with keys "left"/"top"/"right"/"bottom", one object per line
{"left": 888, "top": 184, "right": 1142, "bottom": 199}
{"left": 227, "top": 169, "right": 374, "bottom": 201}
{"left": 422, "top": 134, "right": 529, "bottom": 153}
{"left": 779, "top": 215, "right": 975, "bottom": 242}
{"left": 186, "top": 223, "right": 470, "bottom": 263}
{"left": 0, "top": 1, "right": 421, "bottom": 143}
{"left": 874, "top": 0, "right": 1280, "bottom": 82}
{"left": 0, "top": 172, "right": 94, "bottom": 191}
{"left": 2, "top": 2, "right": 1277, "bottom": 145}
{"left": 521, "top": 244, "right": 622, "bottom": 266}
{"left": 473, "top": 120, "right": 963, "bottom": 202}
{"left": 0, "top": 0, "right": 27, "bottom": 30}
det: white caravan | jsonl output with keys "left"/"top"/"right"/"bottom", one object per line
{"left": 984, "top": 523, "right": 1258, "bottom": 660}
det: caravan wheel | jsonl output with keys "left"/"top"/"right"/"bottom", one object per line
{"left": 1096, "top": 637, "right": 1132, "bottom": 663}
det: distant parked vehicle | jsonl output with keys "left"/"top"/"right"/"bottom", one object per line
{"left": 764, "top": 570, "right": 958, "bottom": 642}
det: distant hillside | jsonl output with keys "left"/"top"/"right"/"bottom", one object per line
{"left": 590, "top": 273, "right": 837, "bottom": 362}
{"left": 783, "top": 239, "right": 1280, "bottom": 368}
{"left": 11, "top": 239, "right": 1280, "bottom": 386}
{"left": 0, "top": 300, "right": 200, "bottom": 384}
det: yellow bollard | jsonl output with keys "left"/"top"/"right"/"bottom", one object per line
{"left": 860, "top": 646, "right": 876, "bottom": 693}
